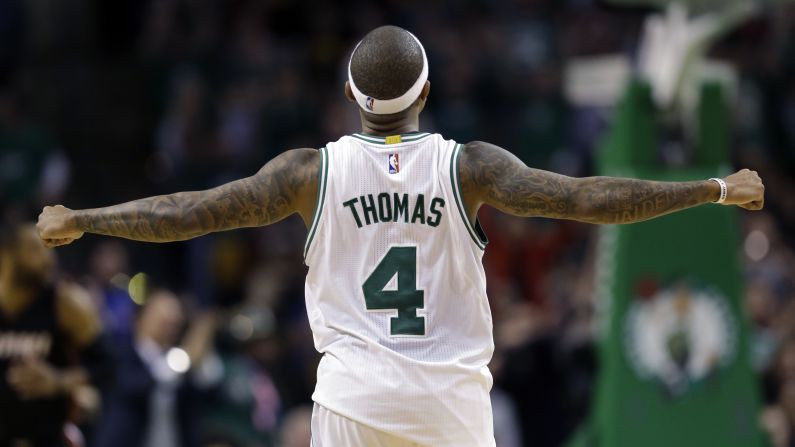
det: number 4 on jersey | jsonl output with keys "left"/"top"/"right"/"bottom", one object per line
{"left": 362, "top": 246, "right": 425, "bottom": 336}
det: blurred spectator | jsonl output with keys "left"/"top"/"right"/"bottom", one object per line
{"left": 278, "top": 405, "right": 312, "bottom": 447}
{"left": 491, "top": 387, "right": 523, "bottom": 447}
{"left": 0, "top": 223, "right": 110, "bottom": 446}
{"left": 155, "top": 70, "right": 214, "bottom": 185}
{"left": 86, "top": 241, "right": 136, "bottom": 347}
{"left": 0, "top": 89, "right": 69, "bottom": 213}
{"left": 762, "top": 337, "right": 795, "bottom": 447}
{"left": 201, "top": 306, "right": 283, "bottom": 446}
{"left": 761, "top": 404, "right": 791, "bottom": 447}
{"left": 93, "top": 289, "right": 217, "bottom": 447}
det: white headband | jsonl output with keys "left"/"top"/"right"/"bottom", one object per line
{"left": 347, "top": 32, "right": 429, "bottom": 115}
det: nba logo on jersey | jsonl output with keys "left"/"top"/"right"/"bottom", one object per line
{"left": 366, "top": 96, "right": 374, "bottom": 111}
{"left": 388, "top": 153, "right": 399, "bottom": 174}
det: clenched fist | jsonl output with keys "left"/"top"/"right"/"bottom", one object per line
{"left": 722, "top": 169, "right": 765, "bottom": 210}
{"left": 37, "top": 205, "right": 83, "bottom": 248}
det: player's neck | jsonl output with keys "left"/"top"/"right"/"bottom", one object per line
{"left": 359, "top": 113, "right": 419, "bottom": 137}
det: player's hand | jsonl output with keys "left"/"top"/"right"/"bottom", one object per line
{"left": 6, "top": 356, "right": 61, "bottom": 399}
{"left": 37, "top": 205, "right": 83, "bottom": 248}
{"left": 722, "top": 169, "right": 764, "bottom": 210}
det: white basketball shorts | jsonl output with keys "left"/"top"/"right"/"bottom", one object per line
{"left": 310, "top": 403, "right": 423, "bottom": 447}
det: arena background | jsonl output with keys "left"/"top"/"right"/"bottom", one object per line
{"left": 1, "top": 0, "right": 795, "bottom": 446}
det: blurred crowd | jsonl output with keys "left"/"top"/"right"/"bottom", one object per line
{"left": 1, "top": 0, "right": 795, "bottom": 446}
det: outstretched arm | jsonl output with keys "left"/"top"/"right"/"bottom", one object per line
{"left": 37, "top": 148, "right": 319, "bottom": 246}
{"left": 459, "top": 141, "right": 764, "bottom": 225}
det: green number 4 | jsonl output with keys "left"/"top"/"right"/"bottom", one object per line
{"left": 362, "top": 246, "right": 425, "bottom": 336}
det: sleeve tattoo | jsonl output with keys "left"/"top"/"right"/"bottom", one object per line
{"left": 74, "top": 148, "right": 319, "bottom": 242}
{"left": 459, "top": 141, "right": 719, "bottom": 224}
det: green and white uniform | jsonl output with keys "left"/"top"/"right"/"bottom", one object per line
{"left": 304, "top": 132, "right": 495, "bottom": 447}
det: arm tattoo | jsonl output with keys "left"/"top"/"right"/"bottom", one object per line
{"left": 74, "top": 148, "right": 319, "bottom": 242}
{"left": 460, "top": 141, "right": 719, "bottom": 224}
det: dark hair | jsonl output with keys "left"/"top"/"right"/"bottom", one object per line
{"left": 349, "top": 25, "right": 424, "bottom": 101}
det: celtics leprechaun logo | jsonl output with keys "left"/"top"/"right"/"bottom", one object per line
{"left": 624, "top": 279, "right": 737, "bottom": 396}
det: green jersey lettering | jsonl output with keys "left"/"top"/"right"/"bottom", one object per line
{"left": 427, "top": 198, "right": 445, "bottom": 227}
{"left": 393, "top": 193, "right": 409, "bottom": 223}
{"left": 362, "top": 246, "right": 425, "bottom": 336}
{"left": 378, "top": 192, "right": 393, "bottom": 222}
{"left": 343, "top": 198, "right": 363, "bottom": 228}
{"left": 411, "top": 194, "right": 426, "bottom": 225}
{"left": 360, "top": 194, "right": 379, "bottom": 225}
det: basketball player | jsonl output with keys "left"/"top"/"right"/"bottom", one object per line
{"left": 36, "top": 26, "right": 764, "bottom": 446}
{"left": 0, "top": 223, "right": 109, "bottom": 447}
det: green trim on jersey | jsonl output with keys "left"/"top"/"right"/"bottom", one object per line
{"left": 304, "top": 147, "right": 329, "bottom": 259}
{"left": 450, "top": 143, "right": 489, "bottom": 250}
{"left": 350, "top": 132, "right": 432, "bottom": 145}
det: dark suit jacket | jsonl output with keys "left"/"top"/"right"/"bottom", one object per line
{"left": 92, "top": 339, "right": 200, "bottom": 447}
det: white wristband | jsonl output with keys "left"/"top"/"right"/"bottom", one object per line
{"left": 709, "top": 178, "right": 727, "bottom": 204}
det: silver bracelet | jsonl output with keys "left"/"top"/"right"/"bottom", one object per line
{"left": 709, "top": 178, "right": 727, "bottom": 204}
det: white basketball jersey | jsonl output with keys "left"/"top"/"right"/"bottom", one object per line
{"left": 304, "top": 132, "right": 495, "bottom": 447}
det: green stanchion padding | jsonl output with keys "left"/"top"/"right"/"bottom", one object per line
{"left": 591, "top": 168, "right": 765, "bottom": 447}
{"left": 569, "top": 81, "right": 767, "bottom": 447}
{"left": 695, "top": 82, "right": 729, "bottom": 168}
{"left": 598, "top": 81, "right": 657, "bottom": 172}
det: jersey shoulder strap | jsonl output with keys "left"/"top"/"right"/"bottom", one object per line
{"left": 444, "top": 141, "right": 489, "bottom": 250}
{"left": 304, "top": 145, "right": 329, "bottom": 260}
